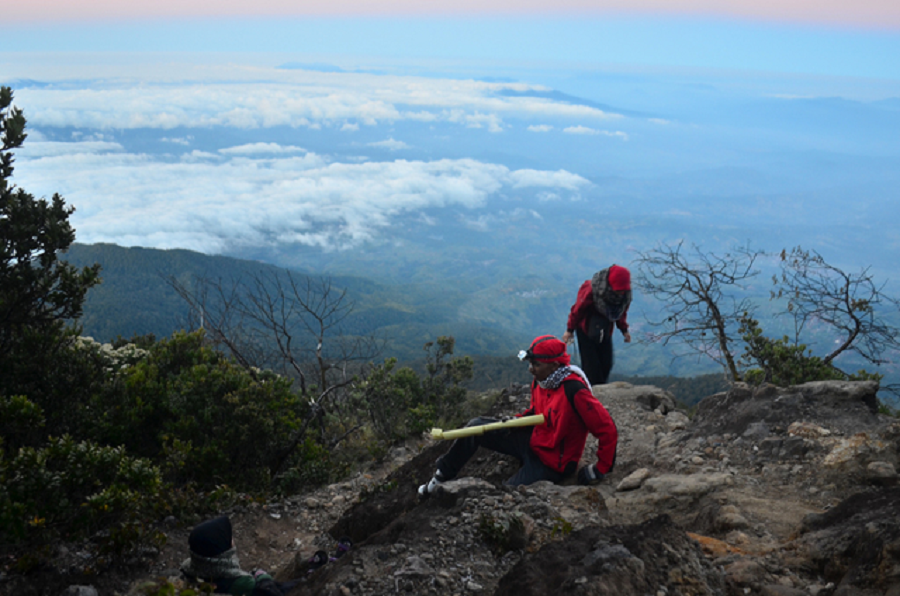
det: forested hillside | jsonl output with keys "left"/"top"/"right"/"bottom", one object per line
{"left": 65, "top": 243, "right": 535, "bottom": 365}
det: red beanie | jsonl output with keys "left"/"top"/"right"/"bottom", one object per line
{"left": 526, "top": 335, "right": 570, "bottom": 365}
{"left": 608, "top": 265, "right": 631, "bottom": 291}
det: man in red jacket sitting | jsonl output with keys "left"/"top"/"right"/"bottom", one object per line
{"left": 418, "top": 335, "right": 618, "bottom": 498}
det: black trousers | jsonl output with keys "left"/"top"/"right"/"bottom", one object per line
{"left": 575, "top": 326, "right": 614, "bottom": 386}
{"left": 435, "top": 417, "right": 567, "bottom": 486}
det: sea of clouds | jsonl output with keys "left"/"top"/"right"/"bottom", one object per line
{"left": 10, "top": 62, "right": 633, "bottom": 253}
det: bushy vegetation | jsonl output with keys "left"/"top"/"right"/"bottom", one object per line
{"left": 1, "top": 326, "right": 474, "bottom": 571}
{"left": 0, "top": 87, "right": 479, "bottom": 576}
{"left": 738, "top": 315, "right": 881, "bottom": 387}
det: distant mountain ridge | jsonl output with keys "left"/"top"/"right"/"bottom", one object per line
{"left": 64, "top": 243, "right": 536, "bottom": 365}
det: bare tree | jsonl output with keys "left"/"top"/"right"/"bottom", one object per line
{"left": 167, "top": 273, "right": 268, "bottom": 372}
{"left": 634, "top": 241, "right": 765, "bottom": 381}
{"left": 167, "top": 269, "right": 384, "bottom": 458}
{"left": 775, "top": 247, "right": 900, "bottom": 368}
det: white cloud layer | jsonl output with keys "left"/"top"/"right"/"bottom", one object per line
{"left": 563, "top": 125, "right": 629, "bottom": 140}
{"left": 17, "top": 140, "right": 125, "bottom": 158}
{"left": 218, "top": 142, "right": 307, "bottom": 155}
{"left": 13, "top": 67, "right": 622, "bottom": 133}
{"left": 14, "top": 141, "right": 590, "bottom": 253}
{"left": 368, "top": 137, "right": 410, "bottom": 151}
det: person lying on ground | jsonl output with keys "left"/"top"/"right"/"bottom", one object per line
{"left": 180, "top": 516, "right": 284, "bottom": 596}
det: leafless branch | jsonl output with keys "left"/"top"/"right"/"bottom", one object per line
{"left": 776, "top": 247, "right": 900, "bottom": 366}
{"left": 634, "top": 240, "right": 764, "bottom": 381}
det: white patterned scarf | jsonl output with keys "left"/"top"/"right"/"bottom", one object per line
{"left": 181, "top": 547, "right": 250, "bottom": 582}
{"left": 539, "top": 365, "right": 590, "bottom": 390}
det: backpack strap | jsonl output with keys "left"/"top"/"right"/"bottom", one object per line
{"left": 562, "top": 378, "right": 590, "bottom": 418}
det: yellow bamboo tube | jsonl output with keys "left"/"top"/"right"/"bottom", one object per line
{"left": 430, "top": 414, "right": 545, "bottom": 440}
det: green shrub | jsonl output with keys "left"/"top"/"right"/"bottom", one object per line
{"left": 127, "top": 577, "right": 216, "bottom": 596}
{"left": 352, "top": 337, "right": 474, "bottom": 453}
{"left": 88, "top": 330, "right": 307, "bottom": 492}
{"left": 421, "top": 336, "right": 474, "bottom": 428}
{"left": 0, "top": 431, "right": 162, "bottom": 566}
{"left": 1, "top": 328, "right": 112, "bottom": 442}
{"left": 354, "top": 357, "right": 427, "bottom": 444}
{"left": 477, "top": 512, "right": 526, "bottom": 553}
{"left": 738, "top": 315, "right": 880, "bottom": 386}
{"left": 0, "top": 394, "right": 45, "bottom": 452}
{"left": 275, "top": 438, "right": 337, "bottom": 494}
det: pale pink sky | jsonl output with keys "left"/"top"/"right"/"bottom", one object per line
{"left": 8, "top": 0, "right": 900, "bottom": 30}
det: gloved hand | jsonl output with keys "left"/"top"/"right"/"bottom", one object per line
{"left": 577, "top": 464, "right": 604, "bottom": 485}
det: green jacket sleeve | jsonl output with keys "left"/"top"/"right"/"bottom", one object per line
{"left": 229, "top": 573, "right": 272, "bottom": 596}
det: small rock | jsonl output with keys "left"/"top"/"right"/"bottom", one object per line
{"left": 725, "top": 558, "right": 767, "bottom": 585}
{"left": 643, "top": 473, "right": 733, "bottom": 497}
{"left": 866, "top": 461, "right": 898, "bottom": 485}
{"left": 726, "top": 531, "right": 751, "bottom": 546}
{"left": 743, "top": 422, "right": 770, "bottom": 440}
{"left": 617, "top": 468, "right": 651, "bottom": 491}
{"left": 787, "top": 421, "right": 831, "bottom": 438}
{"left": 717, "top": 505, "right": 750, "bottom": 531}
{"left": 823, "top": 432, "right": 887, "bottom": 467}
{"left": 666, "top": 411, "right": 690, "bottom": 431}
{"left": 760, "top": 585, "right": 806, "bottom": 596}
{"left": 62, "top": 588, "right": 98, "bottom": 596}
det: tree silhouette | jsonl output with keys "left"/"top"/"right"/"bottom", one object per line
{"left": 0, "top": 86, "right": 100, "bottom": 368}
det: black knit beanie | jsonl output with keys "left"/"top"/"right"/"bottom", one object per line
{"left": 189, "top": 516, "right": 233, "bottom": 557}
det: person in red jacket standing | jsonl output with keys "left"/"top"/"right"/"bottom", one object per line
{"left": 418, "top": 335, "right": 618, "bottom": 498}
{"left": 562, "top": 264, "right": 633, "bottom": 386}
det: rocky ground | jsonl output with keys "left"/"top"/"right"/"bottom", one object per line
{"left": 15, "top": 380, "right": 900, "bottom": 596}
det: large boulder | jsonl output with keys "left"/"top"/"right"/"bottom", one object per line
{"left": 792, "top": 487, "right": 900, "bottom": 593}
{"left": 493, "top": 515, "right": 725, "bottom": 596}
{"left": 691, "top": 381, "right": 884, "bottom": 439}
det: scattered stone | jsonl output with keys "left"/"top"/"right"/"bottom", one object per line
{"left": 787, "top": 421, "right": 831, "bottom": 438}
{"left": 716, "top": 505, "right": 750, "bottom": 531}
{"left": 62, "top": 587, "right": 98, "bottom": 596}
{"left": 823, "top": 432, "right": 888, "bottom": 467}
{"left": 595, "top": 383, "right": 676, "bottom": 414}
{"left": 642, "top": 472, "right": 733, "bottom": 496}
{"left": 743, "top": 421, "right": 770, "bottom": 440}
{"left": 665, "top": 411, "right": 690, "bottom": 431}
{"left": 866, "top": 461, "right": 898, "bottom": 485}
{"left": 616, "top": 468, "right": 650, "bottom": 491}
{"left": 725, "top": 557, "right": 768, "bottom": 586}
{"left": 394, "top": 555, "right": 434, "bottom": 577}
{"left": 760, "top": 585, "right": 806, "bottom": 596}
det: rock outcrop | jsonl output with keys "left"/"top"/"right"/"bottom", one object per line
{"left": 111, "top": 380, "right": 899, "bottom": 596}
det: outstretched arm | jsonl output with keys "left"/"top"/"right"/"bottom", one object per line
{"left": 571, "top": 387, "right": 618, "bottom": 476}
